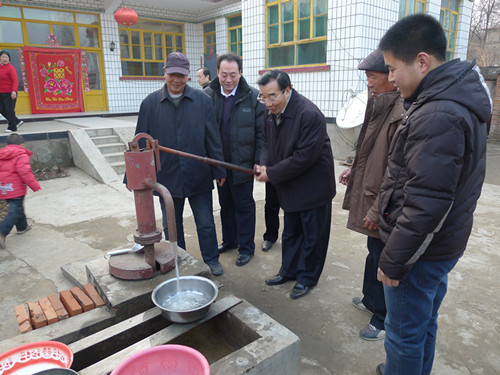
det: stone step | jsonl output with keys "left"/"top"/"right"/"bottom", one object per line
{"left": 97, "top": 143, "right": 126, "bottom": 154}
{"left": 91, "top": 135, "right": 121, "bottom": 145}
{"left": 86, "top": 128, "right": 113, "bottom": 137}
{"left": 109, "top": 161, "right": 126, "bottom": 175}
{"left": 104, "top": 151, "right": 125, "bottom": 163}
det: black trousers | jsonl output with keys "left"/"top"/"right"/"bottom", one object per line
{"left": 362, "top": 236, "right": 387, "bottom": 330}
{"left": 279, "top": 201, "right": 332, "bottom": 286}
{"left": 0, "top": 93, "right": 20, "bottom": 131}
{"left": 263, "top": 182, "right": 280, "bottom": 242}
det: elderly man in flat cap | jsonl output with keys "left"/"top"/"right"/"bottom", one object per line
{"left": 339, "top": 49, "right": 405, "bottom": 340}
{"left": 133, "top": 52, "right": 226, "bottom": 277}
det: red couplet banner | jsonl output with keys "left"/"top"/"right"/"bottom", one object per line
{"left": 23, "top": 47, "right": 84, "bottom": 114}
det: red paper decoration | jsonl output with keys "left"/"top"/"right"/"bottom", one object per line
{"left": 114, "top": 6, "right": 138, "bottom": 27}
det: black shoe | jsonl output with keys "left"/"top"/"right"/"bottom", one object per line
{"left": 207, "top": 261, "right": 223, "bottom": 276}
{"left": 290, "top": 283, "right": 309, "bottom": 299}
{"left": 218, "top": 243, "right": 238, "bottom": 253}
{"left": 265, "top": 274, "right": 291, "bottom": 286}
{"left": 261, "top": 240, "right": 274, "bottom": 252}
{"left": 376, "top": 363, "right": 385, "bottom": 375}
{"left": 235, "top": 253, "right": 253, "bottom": 266}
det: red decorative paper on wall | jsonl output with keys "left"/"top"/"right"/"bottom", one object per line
{"left": 23, "top": 47, "right": 84, "bottom": 114}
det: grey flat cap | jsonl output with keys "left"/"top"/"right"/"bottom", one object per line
{"left": 358, "top": 49, "right": 388, "bottom": 73}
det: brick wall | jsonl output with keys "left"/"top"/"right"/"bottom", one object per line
{"left": 490, "top": 73, "right": 500, "bottom": 140}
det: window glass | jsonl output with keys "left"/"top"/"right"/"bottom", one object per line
{"left": 144, "top": 62, "right": 164, "bottom": 76}
{"left": 298, "top": 0, "right": 310, "bottom": 18}
{"left": 175, "top": 36, "right": 183, "bottom": 50}
{"left": 297, "top": 40, "right": 326, "bottom": 65}
{"left": 314, "top": 0, "right": 327, "bottom": 15}
{"left": 0, "top": 5, "right": 22, "bottom": 18}
{"left": 266, "top": 0, "right": 327, "bottom": 67}
{"left": 53, "top": 24, "right": 75, "bottom": 46}
{"left": 79, "top": 26, "right": 99, "bottom": 48}
{"left": 298, "top": 19, "right": 310, "bottom": 40}
{"left": 268, "top": 5, "right": 279, "bottom": 24}
{"left": 75, "top": 13, "right": 99, "bottom": 25}
{"left": 121, "top": 61, "right": 143, "bottom": 76}
{"left": 203, "top": 22, "right": 215, "bottom": 33}
{"left": 228, "top": 15, "right": 242, "bottom": 28}
{"left": 314, "top": 14, "right": 327, "bottom": 37}
{"left": 141, "top": 20, "right": 163, "bottom": 31}
{"left": 268, "top": 25, "right": 279, "bottom": 44}
{"left": 0, "top": 20, "right": 23, "bottom": 44}
{"left": 86, "top": 52, "right": 101, "bottom": 90}
{"left": 23, "top": 8, "right": 74, "bottom": 23}
{"left": 268, "top": 45, "right": 294, "bottom": 67}
{"left": 164, "top": 23, "right": 183, "bottom": 33}
{"left": 26, "top": 22, "right": 50, "bottom": 45}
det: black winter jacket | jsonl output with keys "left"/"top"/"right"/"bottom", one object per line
{"left": 204, "top": 77, "right": 264, "bottom": 185}
{"left": 261, "top": 89, "right": 336, "bottom": 212}
{"left": 378, "top": 59, "right": 491, "bottom": 280}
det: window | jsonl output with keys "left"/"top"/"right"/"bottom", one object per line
{"left": 119, "top": 20, "right": 184, "bottom": 77}
{"left": 440, "top": 0, "right": 460, "bottom": 60}
{"left": 227, "top": 14, "right": 242, "bottom": 56}
{"left": 203, "top": 22, "right": 216, "bottom": 55}
{"left": 265, "top": 0, "right": 327, "bottom": 68}
{"left": 399, "top": 0, "right": 426, "bottom": 18}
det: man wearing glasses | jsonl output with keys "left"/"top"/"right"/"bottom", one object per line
{"left": 254, "top": 70, "right": 336, "bottom": 299}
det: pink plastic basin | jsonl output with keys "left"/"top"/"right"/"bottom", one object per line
{"left": 111, "top": 344, "right": 210, "bottom": 375}
{"left": 0, "top": 341, "right": 73, "bottom": 375}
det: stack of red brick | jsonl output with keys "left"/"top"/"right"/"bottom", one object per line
{"left": 14, "top": 283, "right": 106, "bottom": 334}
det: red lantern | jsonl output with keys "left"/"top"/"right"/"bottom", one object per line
{"left": 114, "top": 6, "right": 138, "bottom": 27}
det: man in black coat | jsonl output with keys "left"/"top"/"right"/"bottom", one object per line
{"left": 205, "top": 53, "right": 264, "bottom": 267}
{"left": 255, "top": 70, "right": 336, "bottom": 299}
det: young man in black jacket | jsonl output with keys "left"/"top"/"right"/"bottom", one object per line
{"left": 375, "top": 14, "right": 491, "bottom": 375}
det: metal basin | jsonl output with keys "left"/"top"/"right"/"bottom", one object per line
{"left": 152, "top": 276, "right": 218, "bottom": 323}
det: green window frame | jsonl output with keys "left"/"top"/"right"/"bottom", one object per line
{"left": 119, "top": 19, "right": 184, "bottom": 77}
{"left": 227, "top": 14, "right": 242, "bottom": 57}
{"left": 265, "top": 0, "right": 327, "bottom": 68}
{"left": 399, "top": 0, "right": 426, "bottom": 18}
{"left": 440, "top": 0, "right": 460, "bottom": 61}
{"left": 203, "top": 21, "right": 216, "bottom": 55}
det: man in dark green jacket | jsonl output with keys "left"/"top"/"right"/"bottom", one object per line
{"left": 204, "top": 53, "right": 265, "bottom": 267}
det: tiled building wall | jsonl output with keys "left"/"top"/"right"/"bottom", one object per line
{"left": 5, "top": 0, "right": 475, "bottom": 116}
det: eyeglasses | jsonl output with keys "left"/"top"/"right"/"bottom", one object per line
{"left": 257, "top": 90, "right": 285, "bottom": 104}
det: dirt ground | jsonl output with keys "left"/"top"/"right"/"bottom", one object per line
{"left": 1, "top": 142, "right": 499, "bottom": 374}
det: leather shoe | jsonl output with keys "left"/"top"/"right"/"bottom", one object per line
{"left": 218, "top": 243, "right": 238, "bottom": 253}
{"left": 290, "top": 283, "right": 309, "bottom": 299}
{"left": 207, "top": 261, "right": 223, "bottom": 276}
{"left": 376, "top": 363, "right": 385, "bottom": 375}
{"left": 265, "top": 274, "right": 291, "bottom": 286}
{"left": 261, "top": 240, "right": 274, "bottom": 252}
{"left": 235, "top": 253, "right": 253, "bottom": 266}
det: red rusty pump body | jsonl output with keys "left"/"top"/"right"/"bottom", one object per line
{"left": 108, "top": 133, "right": 176, "bottom": 280}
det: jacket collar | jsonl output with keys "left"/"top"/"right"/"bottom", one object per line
{"left": 159, "top": 84, "right": 195, "bottom": 103}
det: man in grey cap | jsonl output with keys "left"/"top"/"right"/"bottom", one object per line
{"left": 132, "top": 52, "right": 226, "bottom": 276}
{"left": 339, "top": 49, "right": 405, "bottom": 340}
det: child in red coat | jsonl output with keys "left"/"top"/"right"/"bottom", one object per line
{"left": 0, "top": 133, "right": 41, "bottom": 248}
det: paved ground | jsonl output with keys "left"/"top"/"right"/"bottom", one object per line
{"left": 0, "top": 117, "right": 499, "bottom": 374}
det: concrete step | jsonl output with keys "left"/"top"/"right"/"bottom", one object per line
{"left": 109, "top": 161, "right": 126, "bottom": 175}
{"left": 86, "top": 128, "right": 113, "bottom": 137}
{"left": 91, "top": 135, "right": 121, "bottom": 145}
{"left": 97, "top": 143, "right": 126, "bottom": 154}
{"left": 104, "top": 152, "right": 125, "bottom": 163}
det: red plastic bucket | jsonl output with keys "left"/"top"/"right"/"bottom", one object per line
{"left": 111, "top": 344, "right": 210, "bottom": 375}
